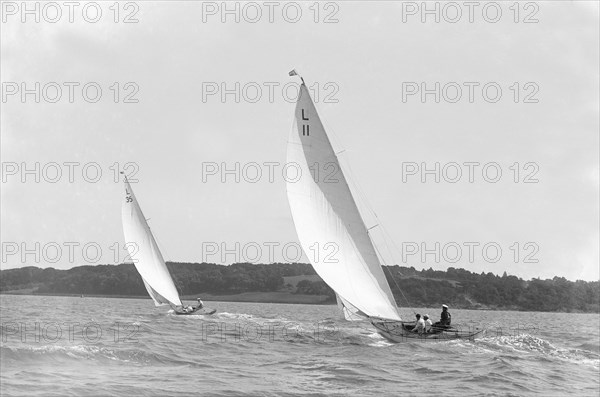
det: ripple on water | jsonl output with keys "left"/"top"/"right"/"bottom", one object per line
{"left": 1, "top": 296, "right": 599, "bottom": 396}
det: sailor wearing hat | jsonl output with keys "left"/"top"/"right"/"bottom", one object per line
{"left": 423, "top": 314, "right": 433, "bottom": 333}
{"left": 438, "top": 304, "right": 451, "bottom": 326}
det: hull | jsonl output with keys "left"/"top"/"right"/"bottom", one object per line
{"left": 371, "top": 319, "right": 483, "bottom": 342}
{"left": 174, "top": 307, "right": 217, "bottom": 316}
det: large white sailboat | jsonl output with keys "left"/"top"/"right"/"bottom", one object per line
{"left": 286, "top": 71, "right": 481, "bottom": 341}
{"left": 121, "top": 174, "right": 215, "bottom": 316}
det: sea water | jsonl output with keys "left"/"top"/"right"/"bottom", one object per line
{"left": 1, "top": 295, "right": 598, "bottom": 396}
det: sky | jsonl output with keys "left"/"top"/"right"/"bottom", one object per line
{"left": 1, "top": 1, "right": 599, "bottom": 281}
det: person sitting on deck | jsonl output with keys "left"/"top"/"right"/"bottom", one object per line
{"left": 423, "top": 314, "right": 433, "bottom": 333}
{"left": 434, "top": 304, "right": 451, "bottom": 327}
{"left": 196, "top": 298, "right": 204, "bottom": 310}
{"left": 412, "top": 313, "right": 425, "bottom": 333}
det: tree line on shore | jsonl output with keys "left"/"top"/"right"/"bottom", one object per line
{"left": 1, "top": 262, "right": 598, "bottom": 312}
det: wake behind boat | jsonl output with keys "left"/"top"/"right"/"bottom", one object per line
{"left": 121, "top": 173, "right": 216, "bottom": 316}
{"left": 286, "top": 70, "right": 482, "bottom": 342}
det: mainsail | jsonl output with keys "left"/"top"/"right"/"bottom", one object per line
{"left": 286, "top": 79, "right": 401, "bottom": 321}
{"left": 121, "top": 178, "right": 183, "bottom": 307}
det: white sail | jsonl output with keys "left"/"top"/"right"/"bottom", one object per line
{"left": 121, "top": 178, "right": 183, "bottom": 307}
{"left": 336, "top": 293, "right": 368, "bottom": 321}
{"left": 286, "top": 82, "right": 401, "bottom": 321}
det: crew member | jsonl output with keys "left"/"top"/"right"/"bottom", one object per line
{"left": 423, "top": 314, "right": 433, "bottom": 332}
{"left": 436, "top": 304, "right": 451, "bottom": 326}
{"left": 412, "top": 313, "right": 425, "bottom": 333}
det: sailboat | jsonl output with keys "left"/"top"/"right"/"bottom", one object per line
{"left": 121, "top": 174, "right": 216, "bottom": 316}
{"left": 286, "top": 71, "right": 482, "bottom": 341}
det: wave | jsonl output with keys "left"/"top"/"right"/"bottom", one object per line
{"left": 215, "top": 312, "right": 260, "bottom": 321}
{"left": 578, "top": 342, "right": 600, "bottom": 353}
{"left": 472, "top": 334, "right": 600, "bottom": 368}
{"left": 365, "top": 332, "right": 395, "bottom": 348}
{"left": 0, "top": 343, "right": 210, "bottom": 368}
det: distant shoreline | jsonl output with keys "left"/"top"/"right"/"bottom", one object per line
{"left": 2, "top": 263, "right": 598, "bottom": 313}
{"left": 2, "top": 291, "right": 599, "bottom": 313}
{"left": 0, "top": 291, "right": 334, "bottom": 305}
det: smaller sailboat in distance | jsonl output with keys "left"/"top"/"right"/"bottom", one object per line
{"left": 121, "top": 172, "right": 216, "bottom": 316}
{"left": 286, "top": 70, "right": 482, "bottom": 341}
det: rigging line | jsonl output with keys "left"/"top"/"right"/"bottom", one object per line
{"left": 352, "top": 177, "right": 416, "bottom": 314}
{"left": 325, "top": 118, "right": 416, "bottom": 315}
{"left": 320, "top": 116, "right": 372, "bottom": 209}
{"left": 150, "top": 219, "right": 185, "bottom": 299}
{"left": 309, "top": 96, "right": 379, "bottom": 233}
{"left": 310, "top": 100, "right": 388, "bottom": 309}
{"left": 380, "top": 223, "right": 411, "bottom": 269}
{"left": 373, "top": 224, "right": 416, "bottom": 315}
{"left": 311, "top": 93, "right": 414, "bottom": 317}
{"left": 336, "top": 147, "right": 395, "bottom": 258}
{"left": 372, "top": 235, "right": 415, "bottom": 316}
{"left": 326, "top": 141, "right": 391, "bottom": 254}
{"left": 323, "top": 115, "right": 404, "bottom": 280}
{"left": 320, "top": 115, "right": 382, "bottom": 239}
{"left": 341, "top": 152, "right": 410, "bottom": 279}
{"left": 342, "top": 306, "right": 363, "bottom": 322}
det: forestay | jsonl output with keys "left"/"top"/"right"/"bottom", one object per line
{"left": 286, "top": 83, "right": 401, "bottom": 321}
{"left": 122, "top": 178, "right": 183, "bottom": 307}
